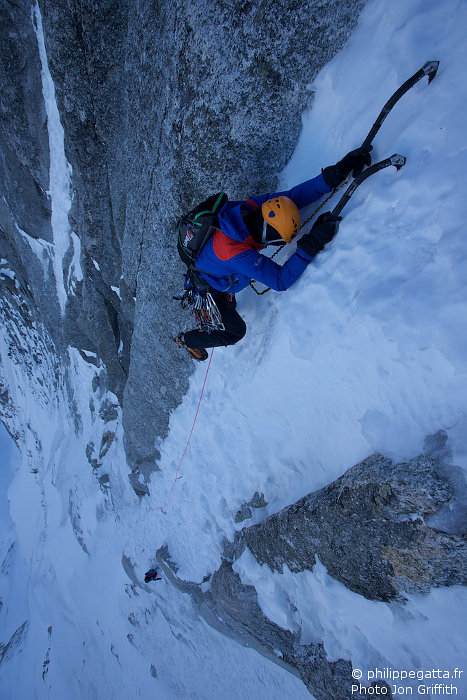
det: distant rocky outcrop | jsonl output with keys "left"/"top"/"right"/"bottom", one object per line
{"left": 0, "top": 620, "right": 29, "bottom": 667}
{"left": 156, "top": 435, "right": 465, "bottom": 698}
{"left": 232, "top": 432, "right": 466, "bottom": 601}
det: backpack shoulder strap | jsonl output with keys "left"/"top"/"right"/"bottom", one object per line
{"left": 192, "top": 192, "right": 227, "bottom": 221}
{"left": 246, "top": 199, "right": 260, "bottom": 211}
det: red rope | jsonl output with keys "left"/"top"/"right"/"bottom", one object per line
{"left": 151, "top": 347, "right": 214, "bottom": 513}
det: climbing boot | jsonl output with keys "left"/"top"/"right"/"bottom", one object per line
{"left": 174, "top": 335, "right": 208, "bottom": 362}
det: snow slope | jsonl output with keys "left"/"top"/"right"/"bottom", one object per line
{"left": 1, "top": 0, "right": 467, "bottom": 698}
{"left": 146, "top": 0, "right": 467, "bottom": 561}
{"left": 139, "top": 0, "right": 467, "bottom": 693}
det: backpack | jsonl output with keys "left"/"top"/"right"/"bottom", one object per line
{"left": 177, "top": 191, "right": 228, "bottom": 269}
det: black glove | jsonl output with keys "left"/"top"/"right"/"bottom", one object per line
{"left": 297, "top": 212, "right": 342, "bottom": 258}
{"left": 322, "top": 145, "right": 372, "bottom": 188}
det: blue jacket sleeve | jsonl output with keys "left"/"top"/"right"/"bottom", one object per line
{"left": 231, "top": 248, "right": 312, "bottom": 292}
{"left": 250, "top": 172, "right": 331, "bottom": 211}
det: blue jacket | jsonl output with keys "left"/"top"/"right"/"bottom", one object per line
{"left": 196, "top": 172, "right": 331, "bottom": 293}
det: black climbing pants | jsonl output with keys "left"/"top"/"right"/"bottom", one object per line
{"left": 183, "top": 292, "right": 247, "bottom": 350}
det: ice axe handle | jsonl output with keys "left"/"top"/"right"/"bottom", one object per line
{"left": 360, "top": 60, "right": 439, "bottom": 151}
{"left": 331, "top": 154, "right": 406, "bottom": 218}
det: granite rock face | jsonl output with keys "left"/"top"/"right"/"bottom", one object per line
{"left": 0, "top": 1, "right": 51, "bottom": 243}
{"left": 232, "top": 436, "right": 466, "bottom": 601}
{"left": 0, "top": 0, "right": 65, "bottom": 349}
{"left": 156, "top": 438, "right": 462, "bottom": 697}
{"left": 35, "top": 0, "right": 365, "bottom": 479}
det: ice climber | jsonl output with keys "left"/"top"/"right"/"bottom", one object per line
{"left": 144, "top": 568, "right": 162, "bottom": 583}
{"left": 175, "top": 147, "right": 371, "bottom": 361}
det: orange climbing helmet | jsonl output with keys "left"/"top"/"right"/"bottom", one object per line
{"left": 261, "top": 196, "right": 301, "bottom": 244}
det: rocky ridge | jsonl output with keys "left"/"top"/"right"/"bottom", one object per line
{"left": 157, "top": 436, "right": 465, "bottom": 699}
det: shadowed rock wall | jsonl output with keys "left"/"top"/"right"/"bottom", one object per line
{"left": 0, "top": 0, "right": 64, "bottom": 347}
{"left": 37, "top": 0, "right": 365, "bottom": 481}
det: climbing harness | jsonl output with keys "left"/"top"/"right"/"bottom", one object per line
{"left": 176, "top": 275, "right": 225, "bottom": 331}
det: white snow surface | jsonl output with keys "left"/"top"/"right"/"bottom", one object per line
{"left": 1, "top": 0, "right": 467, "bottom": 698}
